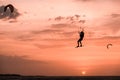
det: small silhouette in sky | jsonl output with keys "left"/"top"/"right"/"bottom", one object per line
{"left": 4, "top": 4, "right": 14, "bottom": 13}
{"left": 107, "top": 43, "right": 112, "bottom": 49}
{"left": 76, "top": 28, "right": 84, "bottom": 48}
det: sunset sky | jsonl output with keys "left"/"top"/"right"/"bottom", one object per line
{"left": 0, "top": 0, "right": 120, "bottom": 76}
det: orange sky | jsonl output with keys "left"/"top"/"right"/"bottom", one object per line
{"left": 0, "top": 0, "right": 120, "bottom": 76}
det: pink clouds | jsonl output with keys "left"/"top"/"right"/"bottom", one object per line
{"left": 49, "top": 15, "right": 85, "bottom": 24}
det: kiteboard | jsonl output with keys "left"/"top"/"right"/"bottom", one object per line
{"left": 75, "top": 45, "right": 83, "bottom": 48}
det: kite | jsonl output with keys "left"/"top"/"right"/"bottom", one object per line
{"left": 4, "top": 4, "right": 14, "bottom": 13}
{"left": 107, "top": 44, "right": 112, "bottom": 49}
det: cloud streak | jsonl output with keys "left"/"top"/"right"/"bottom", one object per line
{"left": 49, "top": 15, "right": 86, "bottom": 25}
{"left": 102, "top": 13, "right": 120, "bottom": 34}
{"left": 0, "top": 54, "right": 47, "bottom": 75}
{"left": 0, "top": 54, "right": 78, "bottom": 76}
{"left": 111, "top": 13, "right": 120, "bottom": 18}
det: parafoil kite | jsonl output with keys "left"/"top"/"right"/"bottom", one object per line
{"left": 4, "top": 4, "right": 14, "bottom": 13}
{"left": 107, "top": 44, "right": 112, "bottom": 49}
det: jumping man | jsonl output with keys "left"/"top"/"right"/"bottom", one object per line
{"left": 76, "top": 29, "right": 84, "bottom": 48}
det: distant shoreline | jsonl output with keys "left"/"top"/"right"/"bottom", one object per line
{"left": 0, "top": 74, "right": 120, "bottom": 80}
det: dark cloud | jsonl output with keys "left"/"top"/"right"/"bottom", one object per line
{"left": 76, "top": 0, "right": 93, "bottom": 1}
{"left": 8, "top": 29, "right": 62, "bottom": 42}
{"left": 75, "top": 0, "right": 96, "bottom": 2}
{"left": 11, "top": 32, "right": 34, "bottom": 41}
{"left": 31, "top": 29, "right": 62, "bottom": 34}
{"left": 86, "top": 31, "right": 95, "bottom": 38}
{"left": 74, "top": 0, "right": 120, "bottom": 3}
{"left": 0, "top": 54, "right": 48, "bottom": 75}
{"left": 113, "top": 0, "right": 120, "bottom": 3}
{"left": 88, "top": 64, "right": 120, "bottom": 76}
{"left": 51, "top": 23, "right": 76, "bottom": 29}
{"left": 62, "top": 31, "right": 76, "bottom": 37}
{"left": 0, "top": 32, "right": 5, "bottom": 35}
{"left": 94, "top": 13, "right": 120, "bottom": 37}
{"left": 54, "top": 16, "right": 65, "bottom": 21}
{"left": 66, "top": 16, "right": 74, "bottom": 21}
{"left": 79, "top": 20, "right": 86, "bottom": 23}
{"left": 0, "top": 54, "right": 77, "bottom": 76}
{"left": 50, "top": 23, "right": 78, "bottom": 39}
{"left": 111, "top": 13, "right": 120, "bottom": 18}
{"left": 0, "top": 54, "right": 46, "bottom": 64}
{"left": 101, "top": 36, "right": 120, "bottom": 39}
{"left": 49, "top": 15, "right": 86, "bottom": 24}
{"left": 15, "top": 35, "right": 34, "bottom": 41}
{"left": 0, "top": 5, "right": 20, "bottom": 21}
{"left": 0, "top": 31, "right": 34, "bottom": 42}
{"left": 9, "top": 20, "right": 18, "bottom": 23}
{"left": 29, "top": 23, "right": 77, "bottom": 41}
{"left": 104, "top": 15, "right": 120, "bottom": 33}
{"left": 0, "top": 22, "right": 78, "bottom": 42}
{"left": 34, "top": 44, "right": 65, "bottom": 49}
{"left": 74, "top": 14, "right": 80, "bottom": 18}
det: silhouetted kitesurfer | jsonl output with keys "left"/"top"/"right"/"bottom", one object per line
{"left": 76, "top": 29, "right": 84, "bottom": 48}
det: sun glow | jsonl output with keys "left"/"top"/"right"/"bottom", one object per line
{"left": 82, "top": 71, "right": 86, "bottom": 75}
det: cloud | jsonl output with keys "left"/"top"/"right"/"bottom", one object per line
{"left": 0, "top": 32, "right": 5, "bottom": 35}
{"left": 0, "top": 30, "right": 71, "bottom": 49}
{"left": 91, "top": 13, "right": 120, "bottom": 38}
{"left": 111, "top": 13, "right": 120, "bottom": 18}
{"left": 103, "top": 14, "right": 120, "bottom": 33}
{"left": 76, "top": 0, "right": 95, "bottom": 1}
{"left": 74, "top": 0, "right": 96, "bottom": 2}
{"left": 0, "top": 5, "right": 20, "bottom": 21}
{"left": 47, "top": 14, "right": 87, "bottom": 39}
{"left": 0, "top": 31, "right": 33, "bottom": 42}
{"left": 14, "top": 34, "right": 34, "bottom": 42}
{"left": 0, "top": 54, "right": 77, "bottom": 76}
{"left": 75, "top": 0, "right": 120, "bottom": 2}
{"left": 9, "top": 20, "right": 18, "bottom": 23}
{"left": 54, "top": 16, "right": 65, "bottom": 21}
{"left": 74, "top": 0, "right": 120, "bottom": 4}
{"left": 49, "top": 15, "right": 85, "bottom": 24}
{"left": 47, "top": 23, "right": 78, "bottom": 39}
{"left": 51, "top": 23, "right": 75, "bottom": 29}
{"left": 31, "top": 29, "right": 62, "bottom": 34}
{"left": 0, "top": 54, "right": 48, "bottom": 75}
{"left": 0, "top": 54, "right": 46, "bottom": 64}
{"left": 0, "top": 22, "right": 80, "bottom": 49}
{"left": 34, "top": 44, "right": 64, "bottom": 49}
{"left": 23, "top": 23, "right": 78, "bottom": 43}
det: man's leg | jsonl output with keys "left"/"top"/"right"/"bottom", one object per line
{"left": 77, "top": 39, "right": 80, "bottom": 47}
{"left": 80, "top": 41, "right": 82, "bottom": 47}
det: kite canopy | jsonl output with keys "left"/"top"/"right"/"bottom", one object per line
{"left": 4, "top": 4, "right": 14, "bottom": 13}
{"left": 107, "top": 44, "right": 112, "bottom": 49}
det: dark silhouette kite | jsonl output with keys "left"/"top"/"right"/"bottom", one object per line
{"left": 4, "top": 4, "right": 14, "bottom": 13}
{"left": 107, "top": 44, "right": 112, "bottom": 49}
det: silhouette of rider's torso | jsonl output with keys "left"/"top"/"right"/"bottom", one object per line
{"left": 80, "top": 31, "right": 84, "bottom": 39}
